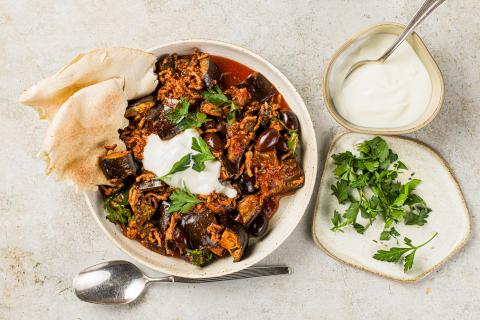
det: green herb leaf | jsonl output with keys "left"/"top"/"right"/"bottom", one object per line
{"left": 165, "top": 97, "right": 190, "bottom": 124}
{"left": 287, "top": 130, "right": 299, "bottom": 155}
{"left": 329, "top": 137, "right": 432, "bottom": 242}
{"left": 104, "top": 189, "right": 132, "bottom": 226}
{"left": 404, "top": 206, "right": 431, "bottom": 226}
{"left": 379, "top": 227, "right": 400, "bottom": 241}
{"left": 191, "top": 137, "right": 215, "bottom": 172}
{"left": 186, "top": 249, "right": 215, "bottom": 266}
{"left": 155, "top": 153, "right": 191, "bottom": 180}
{"left": 202, "top": 85, "right": 238, "bottom": 125}
{"left": 176, "top": 112, "right": 209, "bottom": 131}
{"left": 167, "top": 187, "right": 203, "bottom": 214}
{"left": 331, "top": 180, "right": 349, "bottom": 204}
{"left": 373, "top": 232, "right": 438, "bottom": 272}
{"left": 202, "top": 85, "right": 230, "bottom": 106}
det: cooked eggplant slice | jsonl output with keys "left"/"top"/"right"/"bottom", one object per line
{"left": 99, "top": 151, "right": 138, "bottom": 180}
{"left": 236, "top": 194, "right": 261, "bottom": 225}
{"left": 200, "top": 58, "right": 221, "bottom": 88}
{"left": 219, "top": 223, "right": 249, "bottom": 262}
{"left": 239, "top": 72, "right": 276, "bottom": 102}
{"left": 136, "top": 179, "right": 166, "bottom": 192}
{"left": 145, "top": 106, "right": 179, "bottom": 140}
{"left": 181, "top": 211, "right": 217, "bottom": 249}
{"left": 124, "top": 95, "right": 156, "bottom": 118}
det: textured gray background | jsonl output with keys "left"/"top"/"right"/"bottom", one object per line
{"left": 1, "top": 1, "right": 479, "bottom": 319}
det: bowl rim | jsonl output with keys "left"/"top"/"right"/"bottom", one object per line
{"left": 85, "top": 39, "right": 318, "bottom": 277}
{"left": 322, "top": 22, "right": 445, "bottom": 135}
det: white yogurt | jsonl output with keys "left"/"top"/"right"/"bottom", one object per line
{"left": 142, "top": 129, "right": 237, "bottom": 198}
{"left": 331, "top": 33, "right": 432, "bottom": 128}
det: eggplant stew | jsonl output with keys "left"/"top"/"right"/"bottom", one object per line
{"left": 99, "top": 50, "right": 305, "bottom": 266}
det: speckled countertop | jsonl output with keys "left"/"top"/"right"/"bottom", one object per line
{"left": 1, "top": 1, "right": 479, "bottom": 319}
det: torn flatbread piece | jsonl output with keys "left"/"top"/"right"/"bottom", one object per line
{"left": 19, "top": 47, "right": 158, "bottom": 120}
{"left": 39, "top": 78, "right": 129, "bottom": 190}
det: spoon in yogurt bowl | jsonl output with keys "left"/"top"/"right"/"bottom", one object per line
{"left": 345, "top": 0, "right": 446, "bottom": 79}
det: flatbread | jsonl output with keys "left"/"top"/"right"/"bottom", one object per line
{"left": 39, "top": 78, "right": 129, "bottom": 190}
{"left": 19, "top": 47, "right": 158, "bottom": 120}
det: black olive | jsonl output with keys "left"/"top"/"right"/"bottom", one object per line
{"left": 248, "top": 213, "right": 269, "bottom": 237}
{"left": 203, "top": 132, "right": 224, "bottom": 153}
{"left": 217, "top": 121, "right": 227, "bottom": 135}
{"left": 256, "top": 128, "right": 280, "bottom": 152}
{"left": 173, "top": 228, "right": 188, "bottom": 250}
{"left": 239, "top": 174, "right": 257, "bottom": 194}
{"left": 203, "top": 120, "right": 217, "bottom": 130}
{"left": 276, "top": 135, "right": 289, "bottom": 153}
{"left": 279, "top": 111, "right": 300, "bottom": 131}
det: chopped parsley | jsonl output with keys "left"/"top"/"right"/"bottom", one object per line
{"left": 191, "top": 137, "right": 215, "bottom": 172}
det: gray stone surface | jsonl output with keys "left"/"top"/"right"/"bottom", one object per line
{"left": 1, "top": 0, "right": 479, "bottom": 319}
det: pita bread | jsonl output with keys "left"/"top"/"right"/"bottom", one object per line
{"left": 20, "top": 47, "right": 157, "bottom": 120}
{"left": 39, "top": 78, "right": 129, "bottom": 190}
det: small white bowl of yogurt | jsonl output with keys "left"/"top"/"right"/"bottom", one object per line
{"left": 323, "top": 23, "right": 444, "bottom": 134}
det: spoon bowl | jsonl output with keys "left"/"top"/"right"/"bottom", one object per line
{"left": 345, "top": 0, "right": 445, "bottom": 79}
{"left": 73, "top": 260, "right": 147, "bottom": 304}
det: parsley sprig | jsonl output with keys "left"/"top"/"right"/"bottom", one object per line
{"left": 165, "top": 97, "right": 208, "bottom": 131}
{"left": 329, "top": 137, "right": 437, "bottom": 272}
{"left": 167, "top": 187, "right": 203, "bottom": 214}
{"left": 191, "top": 137, "right": 215, "bottom": 172}
{"left": 373, "top": 232, "right": 438, "bottom": 272}
{"left": 104, "top": 189, "right": 132, "bottom": 226}
{"left": 202, "top": 85, "right": 238, "bottom": 125}
{"left": 154, "top": 154, "right": 192, "bottom": 181}
{"left": 330, "top": 137, "right": 432, "bottom": 236}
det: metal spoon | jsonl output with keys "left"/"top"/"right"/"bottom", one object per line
{"left": 73, "top": 260, "right": 290, "bottom": 304}
{"left": 345, "top": 0, "right": 446, "bottom": 79}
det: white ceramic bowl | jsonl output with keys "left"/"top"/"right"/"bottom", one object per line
{"left": 323, "top": 23, "right": 444, "bottom": 135}
{"left": 84, "top": 39, "right": 318, "bottom": 278}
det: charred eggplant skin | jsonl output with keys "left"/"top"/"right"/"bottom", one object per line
{"left": 99, "top": 151, "right": 138, "bottom": 180}
{"left": 239, "top": 72, "right": 276, "bottom": 103}
{"left": 200, "top": 58, "right": 221, "bottom": 88}
{"left": 136, "top": 179, "right": 166, "bottom": 192}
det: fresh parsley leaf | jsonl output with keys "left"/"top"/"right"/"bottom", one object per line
{"left": 329, "top": 136, "right": 434, "bottom": 268}
{"left": 373, "top": 232, "right": 438, "bottom": 272}
{"left": 167, "top": 187, "right": 203, "bottom": 214}
{"left": 176, "top": 112, "right": 209, "bottom": 131}
{"left": 379, "top": 227, "right": 400, "bottom": 241}
{"left": 287, "top": 130, "right": 299, "bottom": 155}
{"left": 104, "top": 189, "right": 132, "bottom": 226}
{"left": 165, "top": 97, "right": 209, "bottom": 131}
{"left": 331, "top": 210, "right": 343, "bottom": 230}
{"left": 155, "top": 154, "right": 192, "bottom": 180}
{"left": 186, "top": 249, "right": 215, "bottom": 266}
{"left": 227, "top": 102, "right": 238, "bottom": 125}
{"left": 202, "top": 85, "right": 230, "bottom": 105}
{"left": 191, "top": 137, "right": 215, "bottom": 172}
{"left": 165, "top": 97, "right": 190, "bottom": 124}
{"left": 404, "top": 206, "right": 431, "bottom": 226}
{"left": 202, "top": 85, "right": 239, "bottom": 125}
{"left": 331, "top": 180, "right": 349, "bottom": 204}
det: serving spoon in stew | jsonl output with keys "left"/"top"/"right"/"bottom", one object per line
{"left": 73, "top": 260, "right": 290, "bottom": 304}
{"left": 345, "top": 0, "right": 446, "bottom": 79}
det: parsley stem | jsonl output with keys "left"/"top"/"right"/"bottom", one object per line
{"left": 414, "top": 232, "right": 438, "bottom": 249}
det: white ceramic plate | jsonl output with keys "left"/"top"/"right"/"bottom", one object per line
{"left": 84, "top": 40, "right": 318, "bottom": 278}
{"left": 313, "top": 133, "right": 470, "bottom": 282}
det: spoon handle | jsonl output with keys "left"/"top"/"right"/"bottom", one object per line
{"left": 379, "top": 0, "right": 446, "bottom": 62}
{"left": 144, "top": 266, "right": 290, "bottom": 284}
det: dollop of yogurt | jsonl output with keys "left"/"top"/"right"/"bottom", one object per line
{"left": 142, "top": 129, "right": 237, "bottom": 198}
{"left": 331, "top": 33, "right": 432, "bottom": 128}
